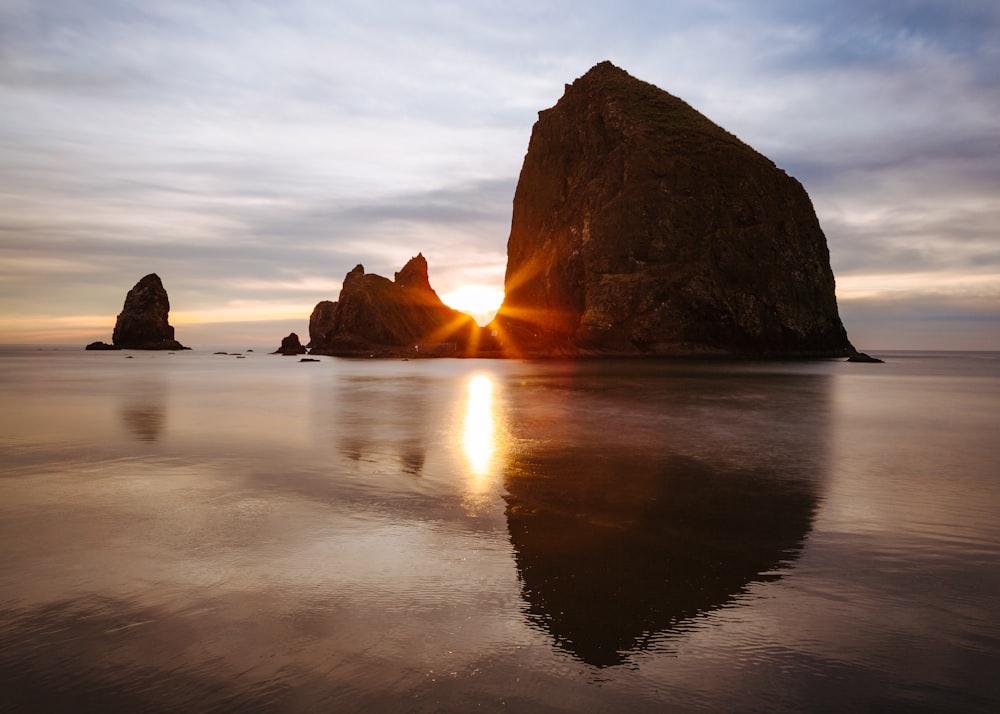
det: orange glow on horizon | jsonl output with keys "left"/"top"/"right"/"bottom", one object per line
{"left": 0, "top": 303, "right": 314, "bottom": 345}
{"left": 0, "top": 315, "right": 115, "bottom": 344}
{"left": 837, "top": 271, "right": 1000, "bottom": 301}
{"left": 170, "top": 301, "right": 317, "bottom": 325}
{"left": 440, "top": 285, "right": 504, "bottom": 326}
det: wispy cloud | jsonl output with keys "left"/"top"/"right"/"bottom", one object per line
{"left": 1, "top": 0, "right": 997, "bottom": 347}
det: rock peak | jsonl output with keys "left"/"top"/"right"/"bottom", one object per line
{"left": 566, "top": 61, "right": 666, "bottom": 99}
{"left": 136, "top": 273, "right": 165, "bottom": 289}
{"left": 394, "top": 253, "right": 431, "bottom": 292}
{"left": 579, "top": 60, "right": 630, "bottom": 81}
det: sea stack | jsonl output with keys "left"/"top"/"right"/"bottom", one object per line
{"left": 308, "top": 254, "right": 484, "bottom": 356}
{"left": 491, "top": 61, "right": 854, "bottom": 357}
{"left": 273, "top": 332, "right": 307, "bottom": 355}
{"left": 87, "top": 273, "right": 187, "bottom": 350}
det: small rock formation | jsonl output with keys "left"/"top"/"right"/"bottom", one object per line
{"left": 308, "top": 254, "right": 486, "bottom": 356}
{"left": 113, "top": 274, "right": 186, "bottom": 349}
{"left": 273, "top": 332, "right": 307, "bottom": 355}
{"left": 86, "top": 273, "right": 187, "bottom": 350}
{"left": 490, "top": 61, "right": 854, "bottom": 357}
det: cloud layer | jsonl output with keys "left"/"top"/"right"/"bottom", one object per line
{"left": 1, "top": 0, "right": 997, "bottom": 348}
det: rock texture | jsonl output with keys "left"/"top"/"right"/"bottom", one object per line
{"left": 491, "top": 61, "right": 853, "bottom": 357}
{"left": 273, "top": 332, "right": 307, "bottom": 355}
{"left": 87, "top": 274, "right": 186, "bottom": 350}
{"left": 308, "top": 254, "right": 485, "bottom": 356}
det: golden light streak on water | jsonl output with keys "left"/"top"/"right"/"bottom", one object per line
{"left": 462, "top": 374, "right": 498, "bottom": 491}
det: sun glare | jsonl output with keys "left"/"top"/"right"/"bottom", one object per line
{"left": 462, "top": 374, "right": 497, "bottom": 482}
{"left": 441, "top": 286, "right": 504, "bottom": 326}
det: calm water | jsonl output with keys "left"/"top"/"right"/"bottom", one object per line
{"left": 1, "top": 347, "right": 998, "bottom": 712}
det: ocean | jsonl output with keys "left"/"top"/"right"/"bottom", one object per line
{"left": 1, "top": 346, "right": 998, "bottom": 712}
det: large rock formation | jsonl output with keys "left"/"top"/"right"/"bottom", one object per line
{"left": 87, "top": 273, "right": 186, "bottom": 350}
{"left": 308, "top": 254, "right": 485, "bottom": 356}
{"left": 491, "top": 61, "right": 853, "bottom": 357}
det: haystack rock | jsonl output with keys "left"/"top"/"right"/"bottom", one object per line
{"left": 490, "top": 61, "right": 854, "bottom": 357}
{"left": 308, "top": 254, "right": 484, "bottom": 356}
{"left": 87, "top": 273, "right": 187, "bottom": 350}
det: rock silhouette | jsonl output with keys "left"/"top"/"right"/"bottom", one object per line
{"left": 87, "top": 273, "right": 187, "bottom": 350}
{"left": 491, "top": 61, "right": 853, "bottom": 357}
{"left": 273, "top": 332, "right": 307, "bottom": 355}
{"left": 308, "top": 254, "right": 486, "bottom": 356}
{"left": 847, "top": 351, "right": 884, "bottom": 363}
{"left": 501, "top": 362, "right": 830, "bottom": 666}
{"left": 506, "top": 452, "right": 817, "bottom": 666}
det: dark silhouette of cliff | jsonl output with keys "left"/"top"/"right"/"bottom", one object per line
{"left": 308, "top": 254, "right": 487, "bottom": 356}
{"left": 506, "top": 451, "right": 817, "bottom": 666}
{"left": 502, "top": 362, "right": 830, "bottom": 666}
{"left": 490, "top": 61, "right": 853, "bottom": 357}
{"left": 86, "top": 273, "right": 187, "bottom": 350}
{"left": 273, "top": 332, "right": 307, "bottom": 355}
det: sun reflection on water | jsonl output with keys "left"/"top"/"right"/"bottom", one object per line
{"left": 462, "top": 374, "right": 498, "bottom": 491}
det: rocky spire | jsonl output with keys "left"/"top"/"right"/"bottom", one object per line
{"left": 111, "top": 273, "right": 186, "bottom": 349}
{"left": 84, "top": 273, "right": 187, "bottom": 350}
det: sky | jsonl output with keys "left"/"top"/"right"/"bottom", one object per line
{"left": 1, "top": 0, "right": 998, "bottom": 350}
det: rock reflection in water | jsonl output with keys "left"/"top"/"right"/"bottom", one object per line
{"left": 119, "top": 379, "right": 166, "bottom": 442}
{"left": 333, "top": 375, "right": 431, "bottom": 476}
{"left": 503, "top": 366, "right": 828, "bottom": 667}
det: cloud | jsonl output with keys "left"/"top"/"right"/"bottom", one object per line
{"left": 840, "top": 293, "right": 1000, "bottom": 351}
{"left": 1, "top": 0, "right": 998, "bottom": 348}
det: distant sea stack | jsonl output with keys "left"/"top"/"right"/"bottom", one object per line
{"left": 273, "top": 332, "right": 307, "bottom": 355}
{"left": 491, "top": 61, "right": 854, "bottom": 357}
{"left": 86, "top": 273, "right": 187, "bottom": 350}
{"left": 308, "top": 254, "right": 486, "bottom": 356}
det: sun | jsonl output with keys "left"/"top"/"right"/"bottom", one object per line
{"left": 440, "top": 285, "right": 505, "bottom": 326}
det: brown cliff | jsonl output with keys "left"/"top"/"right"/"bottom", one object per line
{"left": 491, "top": 61, "right": 853, "bottom": 357}
{"left": 308, "top": 254, "right": 485, "bottom": 356}
{"left": 87, "top": 273, "right": 187, "bottom": 350}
